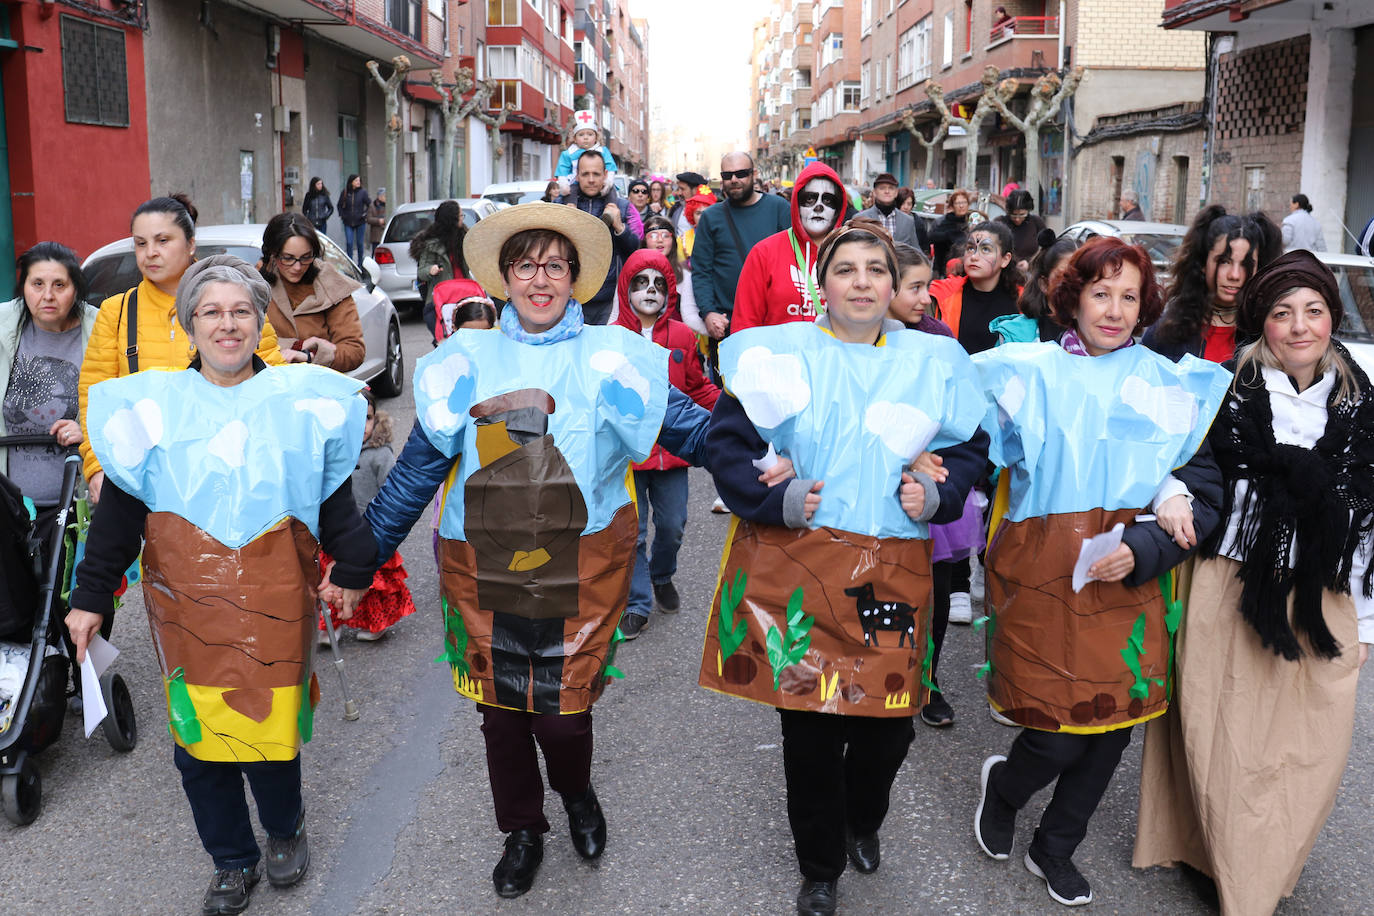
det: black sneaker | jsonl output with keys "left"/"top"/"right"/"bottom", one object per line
{"left": 1025, "top": 843, "right": 1093, "bottom": 906}
{"left": 653, "top": 581, "right": 681, "bottom": 613}
{"left": 619, "top": 612, "right": 649, "bottom": 640}
{"left": 919, "top": 691, "right": 955, "bottom": 727}
{"left": 974, "top": 755, "right": 1015, "bottom": 860}
{"left": 266, "top": 812, "right": 309, "bottom": 887}
{"left": 202, "top": 863, "right": 261, "bottom": 915}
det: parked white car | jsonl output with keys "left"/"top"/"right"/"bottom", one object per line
{"left": 1316, "top": 250, "right": 1374, "bottom": 378}
{"left": 480, "top": 180, "right": 554, "bottom": 207}
{"left": 373, "top": 198, "right": 504, "bottom": 312}
{"left": 82, "top": 224, "right": 405, "bottom": 396}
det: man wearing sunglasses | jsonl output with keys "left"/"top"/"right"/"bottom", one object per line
{"left": 692, "top": 152, "right": 791, "bottom": 344}
{"left": 732, "top": 160, "right": 851, "bottom": 332}
{"left": 855, "top": 173, "right": 929, "bottom": 254}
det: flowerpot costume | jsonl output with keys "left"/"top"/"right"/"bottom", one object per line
{"left": 364, "top": 203, "right": 711, "bottom": 845}
{"left": 72, "top": 358, "right": 374, "bottom": 871}
{"left": 1134, "top": 251, "right": 1374, "bottom": 915}
{"left": 702, "top": 316, "right": 989, "bottom": 883}
{"left": 973, "top": 339, "right": 1228, "bottom": 865}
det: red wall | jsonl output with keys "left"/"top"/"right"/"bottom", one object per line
{"left": 4, "top": 3, "right": 150, "bottom": 259}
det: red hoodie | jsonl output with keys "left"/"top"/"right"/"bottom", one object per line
{"left": 732, "top": 161, "right": 851, "bottom": 332}
{"left": 614, "top": 249, "right": 720, "bottom": 471}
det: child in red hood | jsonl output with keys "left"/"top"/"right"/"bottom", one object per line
{"left": 731, "top": 161, "right": 851, "bottom": 331}
{"left": 614, "top": 249, "right": 720, "bottom": 637}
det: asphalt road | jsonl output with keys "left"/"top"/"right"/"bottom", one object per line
{"left": 4, "top": 315, "right": 1373, "bottom": 915}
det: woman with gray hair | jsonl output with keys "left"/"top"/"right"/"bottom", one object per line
{"left": 64, "top": 254, "right": 376, "bottom": 916}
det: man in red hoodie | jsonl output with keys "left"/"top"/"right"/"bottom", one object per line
{"left": 613, "top": 249, "right": 720, "bottom": 637}
{"left": 731, "top": 161, "right": 851, "bottom": 331}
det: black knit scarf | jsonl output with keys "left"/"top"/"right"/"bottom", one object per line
{"left": 1203, "top": 340, "right": 1374, "bottom": 659}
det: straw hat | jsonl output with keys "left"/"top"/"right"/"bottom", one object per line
{"left": 463, "top": 202, "right": 612, "bottom": 305}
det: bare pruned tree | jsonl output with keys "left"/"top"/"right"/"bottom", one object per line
{"left": 431, "top": 68, "right": 515, "bottom": 195}
{"left": 366, "top": 55, "right": 411, "bottom": 205}
{"left": 983, "top": 66, "right": 1085, "bottom": 205}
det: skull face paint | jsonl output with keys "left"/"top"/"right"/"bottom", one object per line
{"left": 629, "top": 268, "right": 669, "bottom": 317}
{"left": 797, "top": 178, "right": 842, "bottom": 239}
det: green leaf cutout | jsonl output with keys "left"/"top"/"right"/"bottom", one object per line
{"left": 765, "top": 588, "right": 813, "bottom": 690}
{"left": 433, "top": 597, "right": 471, "bottom": 674}
{"left": 717, "top": 569, "right": 749, "bottom": 662}
{"left": 166, "top": 667, "right": 202, "bottom": 745}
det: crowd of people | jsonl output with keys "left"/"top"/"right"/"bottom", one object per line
{"left": 0, "top": 137, "right": 1367, "bottom": 916}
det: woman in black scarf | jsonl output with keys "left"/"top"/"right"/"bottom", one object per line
{"left": 1134, "top": 249, "right": 1374, "bottom": 915}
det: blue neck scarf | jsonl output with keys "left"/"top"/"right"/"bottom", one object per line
{"left": 500, "top": 299, "right": 585, "bottom": 345}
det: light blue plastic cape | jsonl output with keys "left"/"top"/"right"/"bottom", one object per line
{"left": 720, "top": 323, "right": 985, "bottom": 538}
{"left": 413, "top": 325, "right": 669, "bottom": 540}
{"left": 973, "top": 342, "right": 1231, "bottom": 522}
{"left": 88, "top": 365, "right": 366, "bottom": 546}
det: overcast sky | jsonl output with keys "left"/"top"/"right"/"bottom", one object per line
{"left": 634, "top": 0, "right": 770, "bottom": 144}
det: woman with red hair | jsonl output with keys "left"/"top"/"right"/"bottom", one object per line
{"left": 971, "top": 237, "right": 1230, "bottom": 908}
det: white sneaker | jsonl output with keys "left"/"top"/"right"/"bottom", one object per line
{"left": 317, "top": 629, "right": 331, "bottom": 646}
{"left": 989, "top": 705, "right": 1018, "bottom": 727}
{"left": 355, "top": 627, "right": 388, "bottom": 642}
{"left": 710, "top": 497, "right": 730, "bottom": 515}
{"left": 948, "top": 591, "right": 974, "bottom": 624}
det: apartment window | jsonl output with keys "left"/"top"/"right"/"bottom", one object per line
{"left": 821, "top": 32, "right": 843, "bottom": 67}
{"left": 61, "top": 15, "right": 129, "bottom": 127}
{"left": 795, "top": 68, "right": 812, "bottom": 89}
{"left": 798, "top": 108, "right": 812, "bottom": 129}
{"left": 898, "top": 16, "right": 931, "bottom": 89}
{"left": 841, "top": 81, "right": 861, "bottom": 111}
{"left": 860, "top": 62, "right": 871, "bottom": 105}
{"left": 388, "top": 0, "right": 422, "bottom": 39}
{"left": 861, "top": 0, "right": 872, "bottom": 35}
{"left": 488, "top": 0, "right": 519, "bottom": 26}
{"left": 884, "top": 55, "right": 892, "bottom": 96}
{"left": 490, "top": 80, "right": 520, "bottom": 110}
{"left": 488, "top": 46, "right": 519, "bottom": 79}
{"left": 942, "top": 11, "right": 954, "bottom": 67}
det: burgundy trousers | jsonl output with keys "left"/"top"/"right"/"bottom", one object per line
{"left": 479, "top": 704, "right": 594, "bottom": 833}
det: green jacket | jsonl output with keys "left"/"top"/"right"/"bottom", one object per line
{"left": 0, "top": 297, "right": 99, "bottom": 477}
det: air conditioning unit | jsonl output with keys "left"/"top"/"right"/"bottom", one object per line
{"left": 404, "top": 131, "right": 420, "bottom": 154}
{"left": 272, "top": 106, "right": 290, "bottom": 132}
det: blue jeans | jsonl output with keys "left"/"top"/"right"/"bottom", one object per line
{"left": 626, "top": 467, "right": 689, "bottom": 617}
{"left": 343, "top": 223, "right": 366, "bottom": 263}
{"left": 174, "top": 744, "right": 303, "bottom": 869}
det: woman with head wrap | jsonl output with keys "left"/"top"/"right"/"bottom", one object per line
{"left": 1134, "top": 250, "right": 1374, "bottom": 915}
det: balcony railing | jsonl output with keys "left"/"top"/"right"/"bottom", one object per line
{"left": 989, "top": 16, "right": 1059, "bottom": 44}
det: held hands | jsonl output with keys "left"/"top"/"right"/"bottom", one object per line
{"left": 802, "top": 481, "right": 824, "bottom": 522}
{"left": 65, "top": 608, "right": 104, "bottom": 664}
{"left": 758, "top": 455, "right": 795, "bottom": 487}
{"left": 899, "top": 473, "right": 928, "bottom": 520}
{"left": 319, "top": 562, "right": 367, "bottom": 619}
{"left": 910, "top": 451, "right": 947, "bottom": 484}
{"left": 1155, "top": 494, "right": 1197, "bottom": 549}
{"left": 704, "top": 313, "right": 730, "bottom": 340}
{"left": 1087, "top": 543, "right": 1136, "bottom": 583}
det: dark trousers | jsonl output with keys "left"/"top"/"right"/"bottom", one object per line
{"left": 778, "top": 708, "right": 915, "bottom": 881}
{"left": 928, "top": 557, "right": 970, "bottom": 686}
{"left": 990, "top": 726, "right": 1133, "bottom": 859}
{"left": 480, "top": 704, "right": 593, "bottom": 834}
{"left": 173, "top": 745, "right": 303, "bottom": 870}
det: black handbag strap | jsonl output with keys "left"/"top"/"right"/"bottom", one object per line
{"left": 721, "top": 202, "right": 748, "bottom": 260}
{"left": 121, "top": 288, "right": 139, "bottom": 373}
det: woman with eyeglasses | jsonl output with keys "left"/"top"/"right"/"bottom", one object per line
{"left": 259, "top": 212, "right": 364, "bottom": 372}
{"left": 78, "top": 194, "right": 285, "bottom": 504}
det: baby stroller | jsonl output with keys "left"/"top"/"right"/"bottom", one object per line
{"left": 0, "top": 435, "right": 137, "bottom": 825}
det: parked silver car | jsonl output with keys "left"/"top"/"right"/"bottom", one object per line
{"left": 373, "top": 198, "right": 504, "bottom": 311}
{"left": 1057, "top": 219, "right": 1190, "bottom": 282}
{"left": 1317, "top": 251, "right": 1374, "bottom": 378}
{"left": 82, "top": 224, "right": 405, "bottom": 396}
{"left": 480, "top": 180, "right": 554, "bottom": 207}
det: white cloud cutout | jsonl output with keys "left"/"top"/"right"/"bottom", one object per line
{"left": 864, "top": 401, "right": 938, "bottom": 461}
{"left": 417, "top": 353, "right": 474, "bottom": 431}
{"left": 207, "top": 420, "right": 250, "bottom": 468}
{"left": 1119, "top": 376, "right": 1198, "bottom": 436}
{"left": 293, "top": 397, "right": 346, "bottom": 430}
{"left": 731, "top": 346, "right": 812, "bottom": 428}
{"left": 998, "top": 375, "right": 1026, "bottom": 420}
{"left": 589, "top": 349, "right": 651, "bottom": 404}
{"left": 102, "top": 398, "right": 163, "bottom": 467}
{"left": 417, "top": 353, "right": 472, "bottom": 401}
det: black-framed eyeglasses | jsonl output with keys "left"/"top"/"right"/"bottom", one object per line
{"left": 720, "top": 168, "right": 754, "bottom": 181}
{"left": 798, "top": 190, "right": 842, "bottom": 209}
{"left": 276, "top": 253, "right": 316, "bottom": 266}
{"left": 508, "top": 257, "right": 574, "bottom": 281}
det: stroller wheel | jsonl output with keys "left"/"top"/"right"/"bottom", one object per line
{"left": 100, "top": 671, "right": 137, "bottom": 752}
{"left": 2, "top": 758, "right": 41, "bottom": 825}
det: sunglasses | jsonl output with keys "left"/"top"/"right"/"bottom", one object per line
{"left": 720, "top": 168, "right": 754, "bottom": 181}
{"left": 798, "top": 191, "right": 842, "bottom": 209}
{"left": 630, "top": 187, "right": 649, "bottom": 194}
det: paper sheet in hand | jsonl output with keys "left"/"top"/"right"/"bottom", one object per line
{"left": 80, "top": 635, "right": 119, "bottom": 738}
{"left": 1072, "top": 523, "right": 1125, "bottom": 593}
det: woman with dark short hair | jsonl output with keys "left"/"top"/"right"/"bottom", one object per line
{"left": 259, "top": 211, "right": 364, "bottom": 372}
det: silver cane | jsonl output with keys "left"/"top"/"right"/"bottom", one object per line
{"left": 319, "top": 600, "right": 360, "bottom": 721}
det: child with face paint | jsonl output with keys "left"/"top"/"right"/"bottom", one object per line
{"left": 929, "top": 221, "right": 1024, "bottom": 356}
{"left": 613, "top": 249, "right": 721, "bottom": 637}
{"left": 732, "top": 161, "right": 851, "bottom": 332}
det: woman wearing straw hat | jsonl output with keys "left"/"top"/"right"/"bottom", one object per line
{"left": 354, "top": 203, "right": 730, "bottom": 899}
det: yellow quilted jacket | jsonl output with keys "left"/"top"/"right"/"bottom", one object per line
{"left": 77, "top": 278, "right": 285, "bottom": 480}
